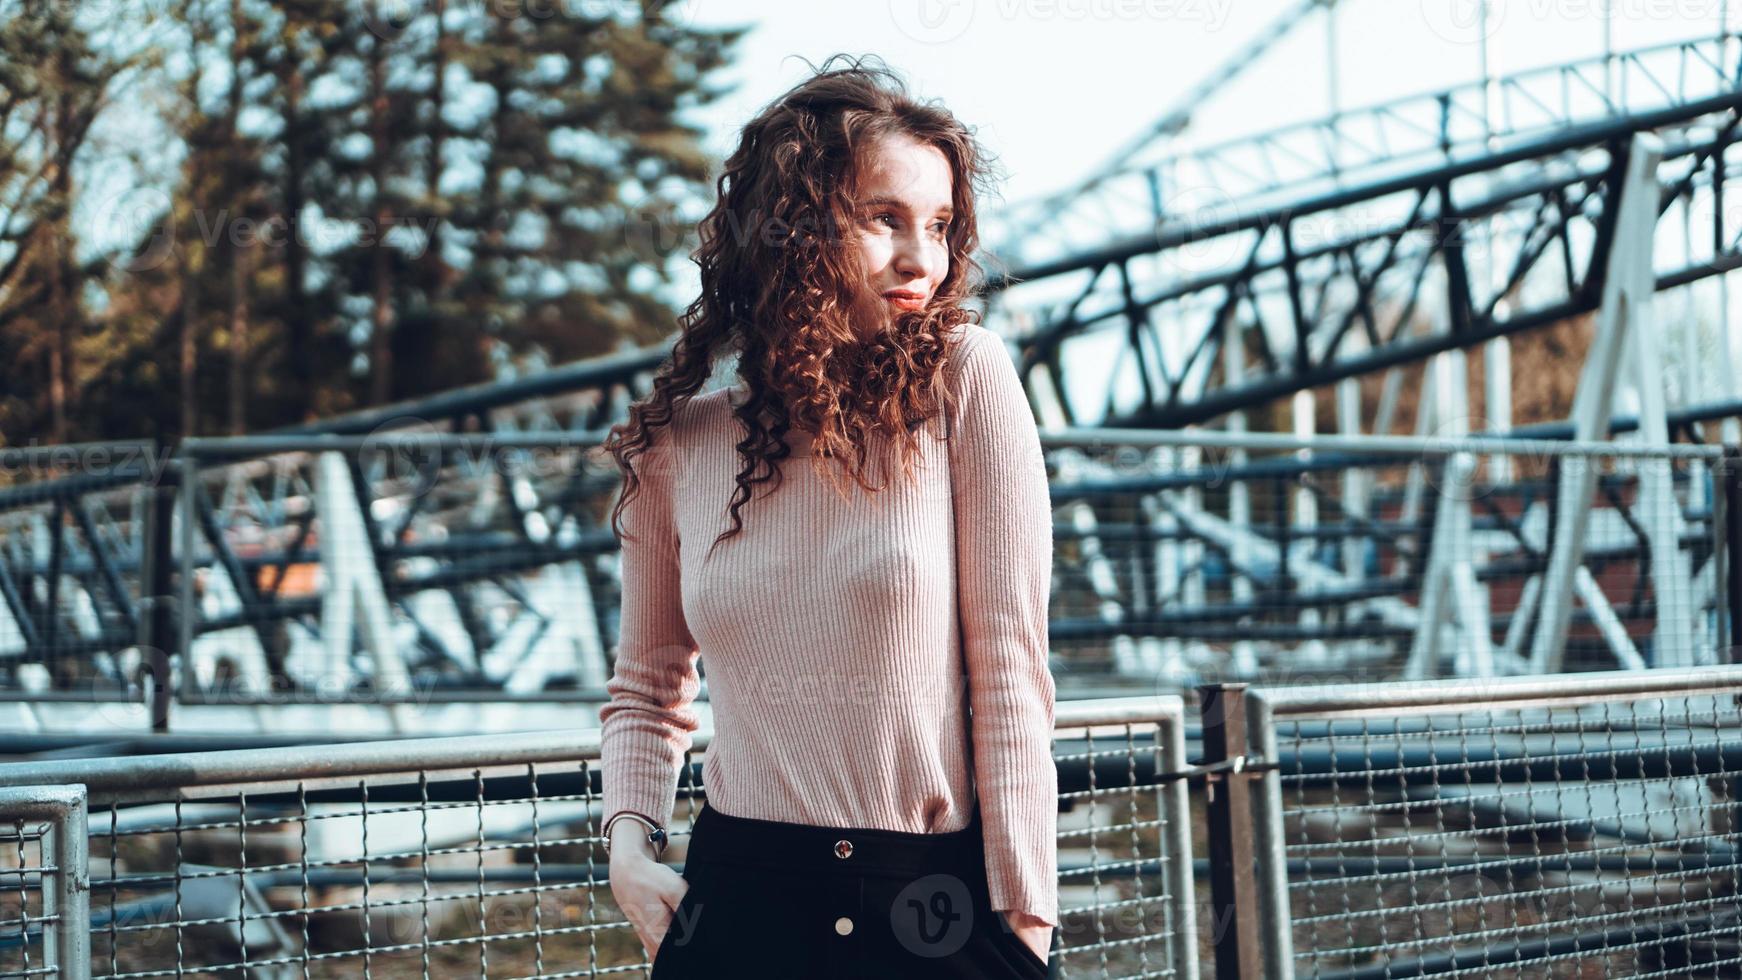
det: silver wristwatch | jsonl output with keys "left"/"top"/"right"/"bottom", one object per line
{"left": 603, "top": 812, "right": 669, "bottom": 858}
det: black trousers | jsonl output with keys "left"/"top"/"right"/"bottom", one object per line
{"left": 650, "top": 799, "right": 1054, "bottom": 979}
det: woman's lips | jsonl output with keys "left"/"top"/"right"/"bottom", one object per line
{"left": 884, "top": 292, "right": 926, "bottom": 311}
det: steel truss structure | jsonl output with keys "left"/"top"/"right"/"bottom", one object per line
{"left": 999, "top": 91, "right": 1742, "bottom": 429}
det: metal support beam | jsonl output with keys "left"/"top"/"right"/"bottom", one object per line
{"left": 314, "top": 452, "right": 411, "bottom": 730}
{"left": 1532, "top": 134, "right": 1667, "bottom": 672}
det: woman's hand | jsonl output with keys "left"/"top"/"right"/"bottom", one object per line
{"left": 1002, "top": 909, "right": 1053, "bottom": 965}
{"left": 609, "top": 846, "right": 690, "bottom": 960}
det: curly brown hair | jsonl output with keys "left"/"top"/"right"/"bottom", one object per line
{"left": 601, "top": 53, "right": 1007, "bottom": 562}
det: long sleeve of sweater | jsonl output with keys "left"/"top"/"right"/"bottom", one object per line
{"left": 597, "top": 435, "right": 703, "bottom": 833}
{"left": 948, "top": 328, "right": 1060, "bottom": 929}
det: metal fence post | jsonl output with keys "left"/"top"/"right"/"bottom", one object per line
{"left": 1199, "top": 682, "right": 1261, "bottom": 980}
{"left": 1239, "top": 666, "right": 1742, "bottom": 976}
{"left": 52, "top": 785, "right": 89, "bottom": 980}
{"left": 0, "top": 784, "right": 90, "bottom": 980}
{"left": 140, "top": 453, "right": 178, "bottom": 732}
{"left": 176, "top": 449, "right": 198, "bottom": 719}
{"left": 1724, "top": 446, "right": 1742, "bottom": 664}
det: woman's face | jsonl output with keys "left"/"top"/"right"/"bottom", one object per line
{"left": 847, "top": 133, "right": 954, "bottom": 337}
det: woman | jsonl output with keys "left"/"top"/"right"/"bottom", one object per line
{"left": 596, "top": 54, "right": 1058, "bottom": 978}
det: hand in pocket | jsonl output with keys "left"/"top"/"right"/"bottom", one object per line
{"left": 1001, "top": 909, "right": 1052, "bottom": 967}
{"left": 610, "top": 856, "right": 691, "bottom": 959}
{"left": 653, "top": 879, "right": 698, "bottom": 959}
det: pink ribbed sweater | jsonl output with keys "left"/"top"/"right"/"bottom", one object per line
{"left": 598, "top": 322, "right": 1059, "bottom": 929}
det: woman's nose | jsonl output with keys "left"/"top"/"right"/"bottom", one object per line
{"left": 892, "top": 232, "right": 935, "bottom": 282}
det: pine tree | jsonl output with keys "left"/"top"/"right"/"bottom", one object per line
{"left": 4, "top": 0, "right": 741, "bottom": 441}
{"left": 0, "top": 3, "right": 154, "bottom": 444}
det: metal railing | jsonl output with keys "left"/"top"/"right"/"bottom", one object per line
{"left": 9, "top": 669, "right": 1742, "bottom": 976}
{"left": 0, "top": 695, "right": 1197, "bottom": 979}
{"left": 1218, "top": 665, "right": 1742, "bottom": 979}
{"left": 1043, "top": 429, "right": 1739, "bottom": 686}
{"left": 0, "top": 442, "right": 173, "bottom": 727}
{"left": 9, "top": 425, "right": 1742, "bottom": 738}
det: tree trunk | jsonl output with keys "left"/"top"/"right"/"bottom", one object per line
{"left": 226, "top": 0, "right": 251, "bottom": 434}
{"left": 282, "top": 61, "right": 311, "bottom": 417}
{"left": 427, "top": 0, "right": 449, "bottom": 295}
{"left": 47, "top": 54, "right": 76, "bottom": 444}
{"left": 368, "top": 2, "right": 394, "bottom": 405}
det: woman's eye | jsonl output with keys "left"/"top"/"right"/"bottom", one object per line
{"left": 930, "top": 222, "right": 949, "bottom": 236}
{"left": 876, "top": 213, "right": 897, "bottom": 227}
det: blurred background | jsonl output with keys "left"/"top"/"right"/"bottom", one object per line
{"left": 2, "top": 0, "right": 1741, "bottom": 729}
{"left": 6, "top": 0, "right": 1742, "bottom": 732}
